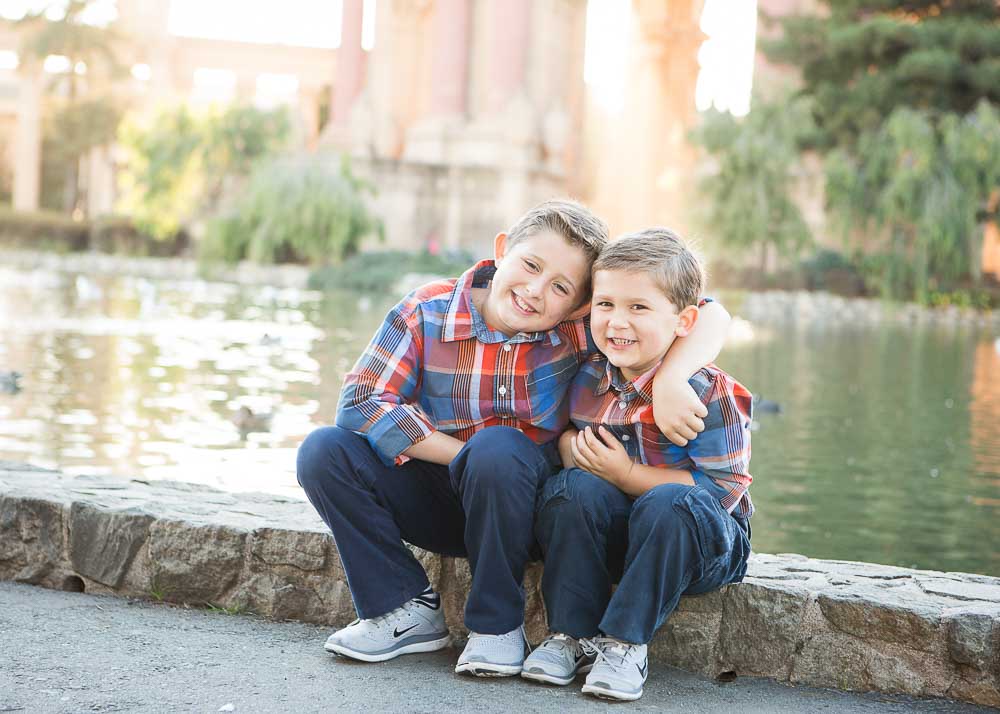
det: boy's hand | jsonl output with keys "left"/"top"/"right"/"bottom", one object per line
{"left": 571, "top": 426, "right": 633, "bottom": 486}
{"left": 652, "top": 374, "right": 707, "bottom": 446}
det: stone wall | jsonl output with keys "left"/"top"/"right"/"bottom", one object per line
{"left": 1, "top": 462, "right": 998, "bottom": 707}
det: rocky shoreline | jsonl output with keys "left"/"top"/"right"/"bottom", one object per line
{"left": 1, "top": 461, "right": 998, "bottom": 707}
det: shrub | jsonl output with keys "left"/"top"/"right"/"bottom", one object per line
{"left": 0, "top": 208, "right": 89, "bottom": 251}
{"left": 201, "top": 154, "right": 381, "bottom": 266}
{"left": 308, "top": 250, "right": 475, "bottom": 292}
{"left": 117, "top": 103, "right": 291, "bottom": 241}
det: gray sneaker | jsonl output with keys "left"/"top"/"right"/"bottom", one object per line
{"left": 324, "top": 589, "right": 450, "bottom": 662}
{"left": 581, "top": 638, "right": 648, "bottom": 701}
{"left": 521, "top": 633, "right": 594, "bottom": 686}
{"left": 454, "top": 626, "right": 527, "bottom": 677}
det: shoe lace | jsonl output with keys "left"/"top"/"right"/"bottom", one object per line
{"left": 539, "top": 633, "right": 579, "bottom": 655}
{"left": 581, "top": 636, "right": 636, "bottom": 673}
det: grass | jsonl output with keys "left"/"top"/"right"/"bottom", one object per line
{"left": 205, "top": 601, "right": 250, "bottom": 616}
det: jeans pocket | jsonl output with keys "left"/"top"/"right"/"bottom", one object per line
{"left": 681, "top": 487, "right": 737, "bottom": 578}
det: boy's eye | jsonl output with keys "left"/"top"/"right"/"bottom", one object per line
{"left": 523, "top": 260, "right": 539, "bottom": 272}
{"left": 631, "top": 304, "right": 648, "bottom": 311}
{"left": 553, "top": 283, "right": 569, "bottom": 296}
{"left": 595, "top": 300, "right": 612, "bottom": 308}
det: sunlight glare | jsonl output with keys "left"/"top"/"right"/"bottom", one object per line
{"left": 696, "top": 0, "right": 757, "bottom": 117}
{"left": 583, "top": 0, "right": 630, "bottom": 114}
{"left": 362, "top": 0, "right": 377, "bottom": 51}
{"left": 168, "top": 0, "right": 343, "bottom": 49}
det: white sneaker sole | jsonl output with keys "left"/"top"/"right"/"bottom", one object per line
{"left": 520, "top": 669, "right": 575, "bottom": 686}
{"left": 454, "top": 661, "right": 523, "bottom": 677}
{"left": 581, "top": 682, "right": 643, "bottom": 701}
{"left": 325, "top": 633, "right": 451, "bottom": 663}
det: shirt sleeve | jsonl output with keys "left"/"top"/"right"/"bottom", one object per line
{"left": 335, "top": 296, "right": 436, "bottom": 465}
{"left": 685, "top": 370, "right": 753, "bottom": 514}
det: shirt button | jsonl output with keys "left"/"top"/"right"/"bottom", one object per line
{"left": 622, "top": 434, "right": 630, "bottom": 442}
{"left": 498, "top": 386, "right": 507, "bottom": 396}
{"left": 503, "top": 344, "right": 512, "bottom": 352}
{"left": 618, "top": 401, "right": 627, "bottom": 410}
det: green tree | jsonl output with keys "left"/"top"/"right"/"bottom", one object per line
{"left": 692, "top": 97, "right": 816, "bottom": 273}
{"left": 762, "top": 1, "right": 1000, "bottom": 301}
{"left": 201, "top": 154, "right": 381, "bottom": 266}
{"left": 11, "top": 0, "right": 128, "bottom": 213}
{"left": 762, "top": 0, "right": 1000, "bottom": 151}
{"left": 826, "top": 102, "right": 1000, "bottom": 301}
{"left": 117, "top": 104, "right": 291, "bottom": 240}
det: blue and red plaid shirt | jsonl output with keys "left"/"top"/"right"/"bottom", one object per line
{"left": 336, "top": 260, "right": 592, "bottom": 465}
{"left": 569, "top": 357, "right": 755, "bottom": 518}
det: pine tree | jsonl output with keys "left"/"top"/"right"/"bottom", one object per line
{"left": 762, "top": 1, "right": 1000, "bottom": 302}
{"left": 763, "top": 1, "right": 1000, "bottom": 150}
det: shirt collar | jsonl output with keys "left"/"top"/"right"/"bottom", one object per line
{"left": 594, "top": 359, "right": 660, "bottom": 404}
{"left": 441, "top": 259, "right": 564, "bottom": 347}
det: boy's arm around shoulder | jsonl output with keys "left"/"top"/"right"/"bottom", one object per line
{"left": 335, "top": 296, "right": 438, "bottom": 465}
{"left": 652, "top": 300, "right": 731, "bottom": 445}
{"left": 685, "top": 369, "right": 754, "bottom": 510}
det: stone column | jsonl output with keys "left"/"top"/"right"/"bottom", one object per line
{"left": 86, "top": 146, "right": 115, "bottom": 218}
{"left": 428, "top": 0, "right": 471, "bottom": 118}
{"left": 13, "top": 69, "right": 42, "bottom": 212}
{"left": 332, "top": 0, "right": 366, "bottom": 124}
{"left": 488, "top": 0, "right": 530, "bottom": 112}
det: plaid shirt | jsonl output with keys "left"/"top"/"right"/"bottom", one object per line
{"left": 569, "top": 357, "right": 755, "bottom": 518}
{"left": 337, "top": 260, "right": 592, "bottom": 465}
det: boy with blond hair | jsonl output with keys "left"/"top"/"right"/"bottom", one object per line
{"left": 297, "top": 204, "right": 732, "bottom": 676}
{"left": 523, "top": 227, "right": 753, "bottom": 700}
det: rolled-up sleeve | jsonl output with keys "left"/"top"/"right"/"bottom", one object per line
{"left": 335, "top": 298, "right": 436, "bottom": 465}
{"left": 686, "top": 371, "right": 753, "bottom": 514}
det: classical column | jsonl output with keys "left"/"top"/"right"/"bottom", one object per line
{"left": 13, "top": 69, "right": 42, "bottom": 212}
{"left": 332, "top": 0, "right": 366, "bottom": 124}
{"left": 488, "top": 0, "right": 530, "bottom": 112}
{"left": 86, "top": 146, "right": 115, "bottom": 218}
{"left": 428, "top": 0, "right": 471, "bottom": 117}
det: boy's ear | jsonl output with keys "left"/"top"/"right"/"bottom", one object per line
{"left": 675, "top": 305, "right": 699, "bottom": 337}
{"left": 493, "top": 232, "right": 509, "bottom": 263}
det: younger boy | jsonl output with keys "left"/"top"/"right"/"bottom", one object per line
{"left": 523, "top": 228, "right": 753, "bottom": 700}
{"left": 296, "top": 204, "right": 731, "bottom": 677}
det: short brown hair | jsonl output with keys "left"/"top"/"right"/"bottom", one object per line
{"left": 506, "top": 199, "right": 609, "bottom": 267}
{"left": 593, "top": 227, "right": 705, "bottom": 309}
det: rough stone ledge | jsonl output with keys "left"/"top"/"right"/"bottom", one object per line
{"left": 1, "top": 462, "right": 997, "bottom": 708}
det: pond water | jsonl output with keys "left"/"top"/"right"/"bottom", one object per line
{"left": 1, "top": 265, "right": 998, "bottom": 576}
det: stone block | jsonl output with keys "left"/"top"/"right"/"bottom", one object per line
{"left": 0, "top": 495, "right": 67, "bottom": 585}
{"left": 68, "top": 502, "right": 153, "bottom": 588}
{"left": 818, "top": 589, "right": 941, "bottom": 648}
{"left": 248, "top": 528, "right": 329, "bottom": 571}
{"left": 653, "top": 609, "right": 722, "bottom": 676}
{"left": 147, "top": 520, "right": 247, "bottom": 604}
{"left": 718, "top": 582, "right": 811, "bottom": 677}
{"left": 943, "top": 604, "right": 1000, "bottom": 673}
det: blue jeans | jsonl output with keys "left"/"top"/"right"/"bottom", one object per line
{"left": 296, "top": 425, "right": 556, "bottom": 634}
{"left": 534, "top": 468, "right": 751, "bottom": 644}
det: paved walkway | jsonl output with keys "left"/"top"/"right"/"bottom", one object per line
{"left": 0, "top": 582, "right": 992, "bottom": 714}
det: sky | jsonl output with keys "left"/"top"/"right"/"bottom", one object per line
{"left": 2, "top": 0, "right": 755, "bottom": 116}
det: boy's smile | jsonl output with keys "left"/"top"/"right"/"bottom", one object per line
{"left": 591, "top": 269, "right": 697, "bottom": 381}
{"left": 477, "top": 229, "right": 591, "bottom": 337}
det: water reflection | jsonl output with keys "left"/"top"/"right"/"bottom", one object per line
{"left": 718, "top": 321, "right": 999, "bottom": 576}
{"left": 0, "top": 265, "right": 998, "bottom": 575}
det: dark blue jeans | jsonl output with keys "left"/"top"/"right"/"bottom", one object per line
{"left": 296, "top": 425, "right": 556, "bottom": 634}
{"left": 535, "top": 468, "right": 751, "bottom": 644}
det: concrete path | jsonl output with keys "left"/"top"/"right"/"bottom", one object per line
{"left": 0, "top": 582, "right": 993, "bottom": 714}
